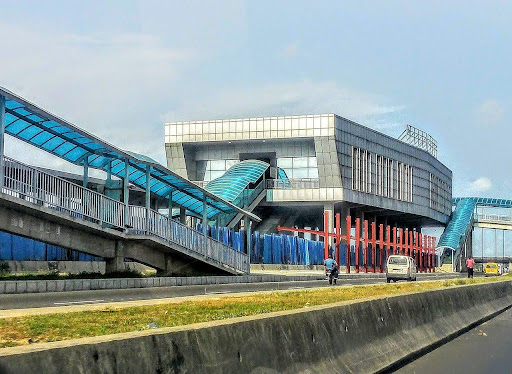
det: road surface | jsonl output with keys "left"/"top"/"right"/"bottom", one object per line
{"left": 0, "top": 273, "right": 459, "bottom": 310}
{"left": 394, "top": 307, "right": 512, "bottom": 374}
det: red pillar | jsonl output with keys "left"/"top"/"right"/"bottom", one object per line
{"left": 371, "top": 221, "right": 376, "bottom": 273}
{"left": 409, "top": 231, "right": 414, "bottom": 259}
{"left": 355, "top": 218, "right": 360, "bottom": 273}
{"left": 399, "top": 228, "right": 404, "bottom": 255}
{"left": 346, "top": 216, "right": 351, "bottom": 273}
{"left": 414, "top": 232, "right": 418, "bottom": 268}
{"left": 424, "top": 235, "right": 429, "bottom": 272}
{"left": 392, "top": 227, "right": 397, "bottom": 255}
{"left": 335, "top": 213, "right": 341, "bottom": 265}
{"left": 404, "top": 229, "right": 409, "bottom": 256}
{"left": 418, "top": 233, "right": 423, "bottom": 272}
{"left": 363, "top": 220, "right": 368, "bottom": 273}
{"left": 379, "top": 224, "right": 384, "bottom": 273}
{"left": 431, "top": 237, "right": 436, "bottom": 273}
{"left": 386, "top": 225, "right": 391, "bottom": 261}
{"left": 324, "top": 210, "right": 329, "bottom": 260}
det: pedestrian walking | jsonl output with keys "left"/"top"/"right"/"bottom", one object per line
{"left": 466, "top": 256, "right": 475, "bottom": 278}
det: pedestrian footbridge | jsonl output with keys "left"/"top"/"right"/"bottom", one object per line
{"left": 437, "top": 197, "right": 512, "bottom": 270}
{"left": 0, "top": 87, "right": 260, "bottom": 275}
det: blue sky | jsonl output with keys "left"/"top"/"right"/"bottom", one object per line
{"left": 0, "top": 0, "right": 510, "bottom": 198}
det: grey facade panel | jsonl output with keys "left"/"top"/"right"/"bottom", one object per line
{"left": 164, "top": 113, "right": 452, "bottom": 224}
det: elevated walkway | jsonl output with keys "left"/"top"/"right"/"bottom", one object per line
{"left": 0, "top": 87, "right": 260, "bottom": 275}
{"left": 0, "top": 156, "right": 248, "bottom": 275}
{"left": 437, "top": 198, "right": 476, "bottom": 269}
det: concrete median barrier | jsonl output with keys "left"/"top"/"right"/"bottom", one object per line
{"left": 2, "top": 281, "right": 509, "bottom": 374}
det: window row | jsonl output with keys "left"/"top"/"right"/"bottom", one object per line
{"left": 203, "top": 159, "right": 239, "bottom": 182}
{"left": 351, "top": 147, "right": 413, "bottom": 202}
{"left": 277, "top": 157, "right": 319, "bottom": 180}
{"left": 430, "top": 174, "right": 451, "bottom": 213}
{"left": 165, "top": 115, "right": 334, "bottom": 136}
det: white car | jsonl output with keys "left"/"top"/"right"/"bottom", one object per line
{"left": 386, "top": 255, "right": 417, "bottom": 283}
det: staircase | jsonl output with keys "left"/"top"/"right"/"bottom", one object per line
{"left": 437, "top": 198, "right": 477, "bottom": 269}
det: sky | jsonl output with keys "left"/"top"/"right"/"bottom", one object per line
{"left": 0, "top": 0, "right": 511, "bottom": 198}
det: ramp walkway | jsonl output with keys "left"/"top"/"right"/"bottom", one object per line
{"left": 437, "top": 198, "right": 477, "bottom": 266}
{"left": 438, "top": 197, "right": 512, "bottom": 270}
{"left": 204, "top": 160, "right": 290, "bottom": 227}
{"left": 0, "top": 87, "right": 260, "bottom": 275}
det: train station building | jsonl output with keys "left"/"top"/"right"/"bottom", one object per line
{"left": 164, "top": 114, "right": 453, "bottom": 236}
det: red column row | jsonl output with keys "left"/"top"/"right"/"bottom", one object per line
{"left": 339, "top": 216, "right": 436, "bottom": 274}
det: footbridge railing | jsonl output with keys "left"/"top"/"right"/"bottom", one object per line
{"left": 0, "top": 156, "right": 249, "bottom": 274}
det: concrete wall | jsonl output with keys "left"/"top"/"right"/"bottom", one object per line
{"left": 4, "top": 261, "right": 153, "bottom": 275}
{"left": 1, "top": 281, "right": 510, "bottom": 374}
{"left": 0, "top": 273, "right": 327, "bottom": 294}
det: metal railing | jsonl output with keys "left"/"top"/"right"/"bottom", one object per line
{"left": 0, "top": 156, "right": 249, "bottom": 273}
{"left": 266, "top": 178, "right": 320, "bottom": 189}
{"left": 128, "top": 205, "right": 249, "bottom": 273}
{"left": 2, "top": 156, "right": 125, "bottom": 228}
{"left": 475, "top": 213, "right": 512, "bottom": 223}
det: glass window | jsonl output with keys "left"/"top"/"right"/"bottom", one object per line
{"left": 209, "top": 160, "right": 225, "bottom": 170}
{"left": 210, "top": 170, "right": 225, "bottom": 180}
{"left": 293, "top": 168, "right": 309, "bottom": 179}
{"left": 309, "top": 168, "right": 319, "bottom": 178}
{"left": 293, "top": 157, "right": 308, "bottom": 168}
{"left": 277, "top": 158, "right": 293, "bottom": 168}
{"left": 225, "top": 159, "right": 239, "bottom": 169}
{"left": 308, "top": 157, "right": 318, "bottom": 167}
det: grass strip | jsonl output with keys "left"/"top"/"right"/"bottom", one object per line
{"left": 1, "top": 274, "right": 510, "bottom": 349}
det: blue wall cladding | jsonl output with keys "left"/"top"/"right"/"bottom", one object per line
{"left": 0, "top": 230, "right": 103, "bottom": 261}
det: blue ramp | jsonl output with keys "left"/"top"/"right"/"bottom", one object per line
{"left": 437, "top": 198, "right": 477, "bottom": 264}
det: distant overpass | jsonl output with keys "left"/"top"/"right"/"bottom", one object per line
{"left": 0, "top": 87, "right": 261, "bottom": 275}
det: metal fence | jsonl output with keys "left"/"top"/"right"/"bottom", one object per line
{"left": 475, "top": 213, "right": 512, "bottom": 224}
{"left": 266, "top": 178, "right": 320, "bottom": 189}
{"left": 2, "top": 156, "right": 125, "bottom": 228}
{"left": 0, "top": 156, "right": 249, "bottom": 273}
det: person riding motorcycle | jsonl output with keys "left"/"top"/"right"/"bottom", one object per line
{"left": 324, "top": 254, "right": 339, "bottom": 285}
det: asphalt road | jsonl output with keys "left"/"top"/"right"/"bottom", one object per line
{"left": 394, "top": 307, "right": 512, "bottom": 374}
{"left": 0, "top": 273, "right": 459, "bottom": 310}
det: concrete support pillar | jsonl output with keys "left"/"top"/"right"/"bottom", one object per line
{"left": 83, "top": 156, "right": 89, "bottom": 188}
{"left": 244, "top": 215, "right": 251, "bottom": 259}
{"left": 179, "top": 207, "right": 186, "bottom": 225}
{"left": 339, "top": 202, "right": 350, "bottom": 236}
{"left": 202, "top": 195, "right": 208, "bottom": 251}
{"left": 355, "top": 209, "right": 365, "bottom": 233}
{"left": 106, "top": 160, "right": 112, "bottom": 182}
{"left": 0, "top": 95, "right": 5, "bottom": 188}
{"left": 123, "top": 159, "right": 130, "bottom": 228}
{"left": 324, "top": 203, "right": 334, "bottom": 246}
{"left": 168, "top": 189, "right": 173, "bottom": 219}
{"left": 468, "top": 228, "right": 473, "bottom": 258}
{"left": 157, "top": 255, "right": 174, "bottom": 276}
{"left": 105, "top": 241, "right": 125, "bottom": 273}
{"left": 145, "top": 165, "right": 151, "bottom": 233}
{"left": 145, "top": 165, "right": 151, "bottom": 210}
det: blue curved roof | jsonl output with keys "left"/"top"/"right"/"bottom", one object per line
{"left": 0, "top": 87, "right": 259, "bottom": 221}
{"left": 205, "top": 160, "right": 269, "bottom": 202}
{"left": 438, "top": 198, "right": 477, "bottom": 249}
{"left": 452, "top": 197, "right": 512, "bottom": 208}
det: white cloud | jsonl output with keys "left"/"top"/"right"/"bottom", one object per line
{"left": 0, "top": 22, "right": 195, "bottom": 167}
{"left": 280, "top": 42, "right": 299, "bottom": 58}
{"left": 476, "top": 99, "right": 505, "bottom": 126}
{"left": 469, "top": 177, "right": 492, "bottom": 193}
{"left": 162, "top": 80, "right": 406, "bottom": 134}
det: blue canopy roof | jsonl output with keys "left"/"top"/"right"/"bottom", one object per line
{"left": 452, "top": 197, "right": 512, "bottom": 208}
{"left": 0, "top": 87, "right": 259, "bottom": 221}
{"left": 205, "top": 160, "right": 269, "bottom": 202}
